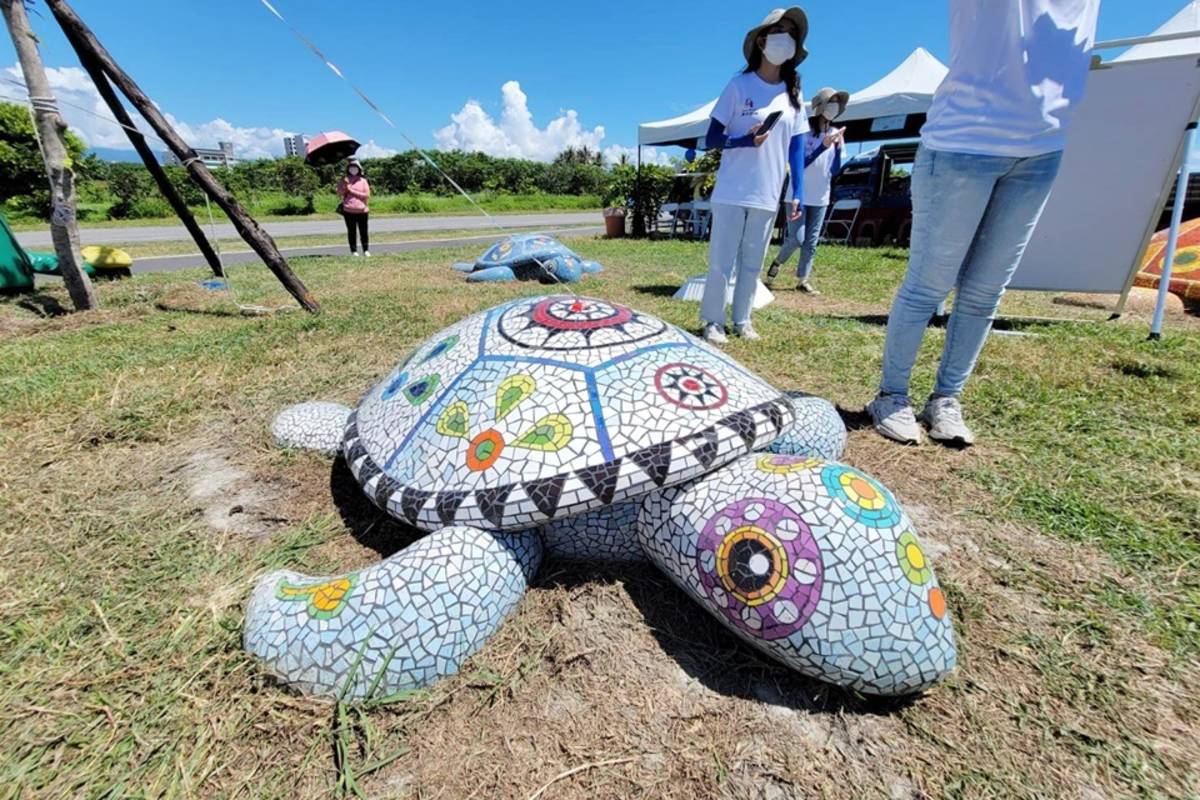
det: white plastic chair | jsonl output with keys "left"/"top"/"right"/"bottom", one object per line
{"left": 821, "top": 199, "right": 861, "bottom": 245}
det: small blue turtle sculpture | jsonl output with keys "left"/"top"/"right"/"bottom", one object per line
{"left": 452, "top": 234, "right": 602, "bottom": 283}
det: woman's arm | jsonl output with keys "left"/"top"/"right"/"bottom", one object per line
{"left": 831, "top": 144, "right": 843, "bottom": 177}
{"left": 336, "top": 178, "right": 348, "bottom": 198}
{"left": 788, "top": 133, "right": 805, "bottom": 208}
{"left": 704, "top": 118, "right": 758, "bottom": 150}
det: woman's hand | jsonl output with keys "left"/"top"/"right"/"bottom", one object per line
{"left": 749, "top": 123, "right": 770, "bottom": 147}
{"left": 789, "top": 199, "right": 803, "bottom": 221}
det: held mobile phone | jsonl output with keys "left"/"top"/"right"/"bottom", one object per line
{"left": 757, "top": 110, "right": 784, "bottom": 135}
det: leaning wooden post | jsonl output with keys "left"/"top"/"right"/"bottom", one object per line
{"left": 60, "top": 27, "right": 225, "bottom": 277}
{"left": 45, "top": 0, "right": 319, "bottom": 313}
{"left": 2, "top": 0, "right": 97, "bottom": 310}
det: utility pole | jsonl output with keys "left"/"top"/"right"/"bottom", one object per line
{"left": 2, "top": 0, "right": 97, "bottom": 310}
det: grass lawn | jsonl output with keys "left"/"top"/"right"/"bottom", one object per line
{"left": 1, "top": 237, "right": 1198, "bottom": 799}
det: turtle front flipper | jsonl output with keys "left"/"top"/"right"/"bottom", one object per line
{"left": 465, "top": 265, "right": 517, "bottom": 282}
{"left": 451, "top": 262, "right": 476, "bottom": 273}
{"left": 244, "top": 526, "right": 543, "bottom": 698}
{"left": 637, "top": 454, "right": 956, "bottom": 697}
{"left": 271, "top": 401, "right": 352, "bottom": 456}
{"left": 579, "top": 260, "right": 603, "bottom": 275}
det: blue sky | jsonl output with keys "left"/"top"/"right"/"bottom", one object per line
{"left": 0, "top": 0, "right": 1186, "bottom": 163}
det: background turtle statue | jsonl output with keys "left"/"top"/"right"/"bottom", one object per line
{"left": 250, "top": 295, "right": 956, "bottom": 699}
{"left": 451, "top": 233, "right": 603, "bottom": 283}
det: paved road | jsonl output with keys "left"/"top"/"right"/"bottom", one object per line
{"left": 15, "top": 211, "right": 603, "bottom": 248}
{"left": 128, "top": 226, "right": 604, "bottom": 274}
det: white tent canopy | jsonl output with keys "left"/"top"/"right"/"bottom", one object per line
{"left": 636, "top": 48, "right": 948, "bottom": 149}
{"left": 839, "top": 47, "right": 947, "bottom": 122}
{"left": 1114, "top": 0, "right": 1200, "bottom": 61}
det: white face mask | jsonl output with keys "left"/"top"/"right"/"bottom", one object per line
{"left": 348, "top": 167, "right": 360, "bottom": 176}
{"left": 820, "top": 106, "right": 840, "bottom": 121}
{"left": 761, "top": 33, "right": 796, "bottom": 66}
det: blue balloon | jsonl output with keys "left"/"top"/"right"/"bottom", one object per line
{"left": 685, "top": 148, "right": 697, "bottom": 163}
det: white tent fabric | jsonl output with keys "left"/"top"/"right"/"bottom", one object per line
{"left": 638, "top": 100, "right": 716, "bottom": 147}
{"left": 1114, "top": 1, "right": 1200, "bottom": 61}
{"left": 839, "top": 47, "right": 947, "bottom": 122}
{"left": 673, "top": 275, "right": 775, "bottom": 309}
{"left": 636, "top": 48, "right": 947, "bottom": 148}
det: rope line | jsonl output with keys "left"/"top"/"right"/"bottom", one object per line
{"left": 255, "top": 0, "right": 578, "bottom": 293}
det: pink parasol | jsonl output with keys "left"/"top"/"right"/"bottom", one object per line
{"left": 304, "top": 130, "right": 361, "bottom": 166}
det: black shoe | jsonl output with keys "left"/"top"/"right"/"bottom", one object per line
{"left": 765, "top": 261, "right": 781, "bottom": 285}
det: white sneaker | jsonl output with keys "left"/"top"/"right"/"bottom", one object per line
{"left": 734, "top": 323, "right": 760, "bottom": 340}
{"left": 867, "top": 393, "right": 924, "bottom": 445}
{"left": 919, "top": 395, "right": 976, "bottom": 447}
{"left": 702, "top": 323, "right": 728, "bottom": 344}
{"left": 364, "top": 250, "right": 371, "bottom": 258}
{"left": 350, "top": 251, "right": 360, "bottom": 257}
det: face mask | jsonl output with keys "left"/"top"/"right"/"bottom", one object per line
{"left": 820, "top": 106, "right": 839, "bottom": 121}
{"left": 348, "top": 167, "right": 360, "bottom": 176}
{"left": 761, "top": 33, "right": 796, "bottom": 66}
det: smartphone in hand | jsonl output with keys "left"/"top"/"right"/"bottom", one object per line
{"left": 757, "top": 110, "right": 784, "bottom": 136}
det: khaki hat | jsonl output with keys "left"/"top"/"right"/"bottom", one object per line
{"left": 743, "top": 7, "right": 809, "bottom": 66}
{"left": 810, "top": 87, "right": 851, "bottom": 119}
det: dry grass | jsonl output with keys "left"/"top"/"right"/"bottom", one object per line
{"left": 1, "top": 236, "right": 1198, "bottom": 799}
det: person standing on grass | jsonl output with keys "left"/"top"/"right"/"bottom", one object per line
{"left": 699, "top": 7, "right": 809, "bottom": 344}
{"left": 866, "top": 0, "right": 1100, "bottom": 447}
{"left": 337, "top": 158, "right": 371, "bottom": 257}
{"left": 765, "top": 86, "right": 849, "bottom": 295}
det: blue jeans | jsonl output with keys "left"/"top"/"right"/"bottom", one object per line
{"left": 701, "top": 203, "right": 775, "bottom": 327}
{"left": 880, "top": 146, "right": 1062, "bottom": 398}
{"left": 774, "top": 204, "right": 828, "bottom": 280}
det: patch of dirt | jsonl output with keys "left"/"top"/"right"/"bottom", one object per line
{"left": 170, "top": 444, "right": 290, "bottom": 538}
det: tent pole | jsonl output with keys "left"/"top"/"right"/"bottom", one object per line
{"left": 633, "top": 145, "right": 645, "bottom": 237}
{"left": 1149, "top": 121, "right": 1196, "bottom": 340}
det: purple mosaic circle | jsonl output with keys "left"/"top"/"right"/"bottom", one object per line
{"left": 696, "top": 497, "right": 824, "bottom": 640}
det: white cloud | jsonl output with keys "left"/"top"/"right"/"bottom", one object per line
{"left": 356, "top": 139, "right": 398, "bottom": 159}
{"left": 4, "top": 63, "right": 295, "bottom": 159}
{"left": 434, "top": 80, "right": 608, "bottom": 162}
{"left": 602, "top": 144, "right": 677, "bottom": 167}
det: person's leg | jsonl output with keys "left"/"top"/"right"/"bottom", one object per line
{"left": 359, "top": 214, "right": 370, "bottom": 254}
{"left": 700, "top": 204, "right": 746, "bottom": 331}
{"left": 878, "top": 149, "right": 1009, "bottom": 398}
{"left": 766, "top": 211, "right": 802, "bottom": 283}
{"left": 796, "top": 203, "right": 827, "bottom": 288}
{"left": 730, "top": 206, "right": 775, "bottom": 332}
{"left": 932, "top": 150, "right": 1063, "bottom": 399}
{"left": 869, "top": 147, "right": 1009, "bottom": 444}
{"left": 344, "top": 214, "right": 358, "bottom": 254}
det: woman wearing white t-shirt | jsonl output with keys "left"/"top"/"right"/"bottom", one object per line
{"left": 766, "top": 87, "right": 849, "bottom": 295}
{"left": 699, "top": 7, "right": 809, "bottom": 343}
{"left": 867, "top": 0, "right": 1100, "bottom": 447}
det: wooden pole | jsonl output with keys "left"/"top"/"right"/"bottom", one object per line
{"left": 2, "top": 0, "right": 97, "bottom": 310}
{"left": 44, "top": 0, "right": 320, "bottom": 313}
{"left": 61, "top": 28, "right": 225, "bottom": 278}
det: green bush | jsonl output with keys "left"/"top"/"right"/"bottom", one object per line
{"left": 125, "top": 197, "right": 173, "bottom": 218}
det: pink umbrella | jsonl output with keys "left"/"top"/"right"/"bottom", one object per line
{"left": 304, "top": 130, "right": 361, "bottom": 166}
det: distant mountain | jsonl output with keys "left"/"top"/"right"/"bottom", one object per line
{"left": 85, "top": 147, "right": 146, "bottom": 163}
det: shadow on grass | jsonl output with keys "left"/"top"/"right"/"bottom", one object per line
{"left": 536, "top": 559, "right": 917, "bottom": 717}
{"left": 329, "top": 457, "right": 425, "bottom": 558}
{"left": 631, "top": 283, "right": 682, "bottom": 299}
{"left": 10, "top": 292, "right": 71, "bottom": 317}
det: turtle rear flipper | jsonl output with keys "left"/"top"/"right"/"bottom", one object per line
{"left": 271, "top": 401, "right": 352, "bottom": 455}
{"left": 244, "top": 526, "right": 543, "bottom": 699}
{"left": 466, "top": 265, "right": 517, "bottom": 282}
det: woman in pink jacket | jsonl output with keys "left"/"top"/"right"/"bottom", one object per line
{"left": 337, "top": 158, "right": 371, "bottom": 257}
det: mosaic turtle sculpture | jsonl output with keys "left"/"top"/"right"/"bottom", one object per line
{"left": 451, "top": 233, "right": 603, "bottom": 283}
{"left": 248, "top": 295, "right": 956, "bottom": 699}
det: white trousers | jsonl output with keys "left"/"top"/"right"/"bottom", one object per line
{"left": 700, "top": 202, "right": 776, "bottom": 327}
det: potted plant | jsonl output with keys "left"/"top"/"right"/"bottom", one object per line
{"left": 601, "top": 166, "right": 634, "bottom": 238}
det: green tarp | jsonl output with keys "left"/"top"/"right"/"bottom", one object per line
{"left": 0, "top": 213, "right": 35, "bottom": 294}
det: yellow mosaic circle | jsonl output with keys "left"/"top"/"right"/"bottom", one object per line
{"left": 756, "top": 454, "right": 824, "bottom": 475}
{"left": 840, "top": 472, "right": 887, "bottom": 511}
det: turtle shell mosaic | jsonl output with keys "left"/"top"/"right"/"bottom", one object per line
{"left": 344, "top": 295, "right": 794, "bottom": 532}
